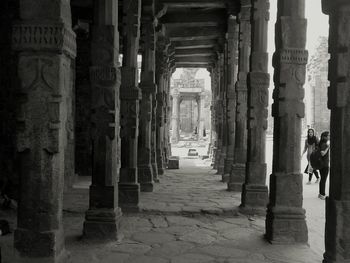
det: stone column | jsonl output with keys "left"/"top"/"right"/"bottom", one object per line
{"left": 322, "top": 1, "right": 350, "bottom": 261}
{"left": 241, "top": 0, "right": 270, "bottom": 214}
{"left": 228, "top": 0, "right": 251, "bottom": 191}
{"left": 223, "top": 15, "right": 239, "bottom": 183}
{"left": 213, "top": 65, "right": 222, "bottom": 169}
{"left": 12, "top": 0, "right": 76, "bottom": 260}
{"left": 83, "top": 0, "right": 122, "bottom": 240}
{"left": 265, "top": 0, "right": 308, "bottom": 244}
{"left": 156, "top": 80, "right": 165, "bottom": 175}
{"left": 138, "top": 2, "right": 156, "bottom": 192}
{"left": 216, "top": 53, "right": 226, "bottom": 175}
{"left": 151, "top": 92, "right": 159, "bottom": 181}
{"left": 171, "top": 89, "right": 180, "bottom": 143}
{"left": 198, "top": 93, "right": 205, "bottom": 139}
{"left": 119, "top": 0, "right": 142, "bottom": 212}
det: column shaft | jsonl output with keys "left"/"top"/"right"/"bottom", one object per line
{"left": 12, "top": 0, "right": 76, "bottom": 260}
{"left": 83, "top": 0, "right": 122, "bottom": 239}
{"left": 322, "top": 1, "right": 350, "bottom": 261}
{"left": 266, "top": 0, "right": 308, "bottom": 243}
{"left": 119, "top": 0, "right": 142, "bottom": 212}
{"left": 241, "top": 0, "right": 270, "bottom": 214}
{"left": 138, "top": 3, "right": 156, "bottom": 192}
{"left": 171, "top": 90, "right": 180, "bottom": 143}
{"left": 217, "top": 53, "right": 226, "bottom": 175}
{"left": 223, "top": 15, "right": 239, "bottom": 182}
{"left": 228, "top": 0, "right": 251, "bottom": 191}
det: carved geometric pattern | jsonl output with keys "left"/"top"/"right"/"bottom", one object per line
{"left": 12, "top": 23, "right": 77, "bottom": 58}
{"left": 280, "top": 48, "right": 308, "bottom": 65}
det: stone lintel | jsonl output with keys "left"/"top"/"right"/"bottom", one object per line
{"left": 83, "top": 207, "right": 122, "bottom": 240}
{"left": 118, "top": 182, "right": 140, "bottom": 212}
{"left": 12, "top": 22, "right": 77, "bottom": 58}
{"left": 161, "top": 10, "right": 226, "bottom": 26}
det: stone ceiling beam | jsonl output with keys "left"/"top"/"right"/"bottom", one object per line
{"left": 174, "top": 48, "right": 215, "bottom": 57}
{"left": 161, "top": 0, "right": 228, "bottom": 8}
{"left": 173, "top": 39, "right": 218, "bottom": 49}
{"left": 168, "top": 26, "right": 224, "bottom": 41}
{"left": 175, "top": 63, "right": 212, "bottom": 68}
{"left": 175, "top": 56, "right": 215, "bottom": 63}
{"left": 160, "top": 11, "right": 226, "bottom": 27}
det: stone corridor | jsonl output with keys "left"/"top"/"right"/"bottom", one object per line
{"left": 2, "top": 155, "right": 324, "bottom": 263}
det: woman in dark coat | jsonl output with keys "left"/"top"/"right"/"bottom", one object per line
{"left": 302, "top": 128, "right": 320, "bottom": 184}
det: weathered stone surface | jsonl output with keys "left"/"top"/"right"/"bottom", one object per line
{"left": 266, "top": 0, "right": 308, "bottom": 244}
{"left": 147, "top": 241, "right": 195, "bottom": 257}
{"left": 171, "top": 253, "right": 214, "bottom": 263}
{"left": 132, "top": 232, "right": 175, "bottom": 245}
{"left": 111, "top": 243, "right": 152, "bottom": 255}
{"left": 150, "top": 216, "right": 168, "bottom": 228}
{"left": 179, "top": 229, "right": 217, "bottom": 245}
{"left": 241, "top": 0, "right": 270, "bottom": 214}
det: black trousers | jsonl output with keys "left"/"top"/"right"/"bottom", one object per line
{"left": 305, "top": 165, "right": 320, "bottom": 181}
{"left": 319, "top": 166, "right": 329, "bottom": 196}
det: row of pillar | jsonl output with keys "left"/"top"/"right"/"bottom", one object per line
{"left": 10, "top": 0, "right": 174, "bottom": 260}
{"left": 210, "top": 0, "right": 350, "bottom": 261}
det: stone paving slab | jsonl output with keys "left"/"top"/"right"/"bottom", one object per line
{"left": 1, "top": 154, "right": 325, "bottom": 263}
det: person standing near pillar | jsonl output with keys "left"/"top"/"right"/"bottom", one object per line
{"left": 266, "top": 0, "right": 308, "bottom": 243}
{"left": 241, "top": 0, "right": 270, "bottom": 214}
{"left": 119, "top": 0, "right": 142, "bottom": 212}
{"left": 12, "top": 0, "right": 76, "bottom": 260}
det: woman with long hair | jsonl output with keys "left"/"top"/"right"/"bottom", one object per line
{"left": 302, "top": 128, "right": 320, "bottom": 184}
{"left": 318, "top": 131, "right": 330, "bottom": 200}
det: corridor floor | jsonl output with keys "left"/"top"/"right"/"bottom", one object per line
{"left": 2, "top": 154, "right": 323, "bottom": 263}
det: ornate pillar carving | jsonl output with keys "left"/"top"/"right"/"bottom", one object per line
{"left": 321, "top": 0, "right": 350, "bottom": 261}
{"left": 151, "top": 90, "right": 159, "bottom": 181}
{"left": 119, "top": 0, "right": 142, "bottom": 212}
{"left": 266, "top": 0, "right": 308, "bottom": 244}
{"left": 241, "top": 0, "right": 270, "bottom": 214}
{"left": 12, "top": 0, "right": 76, "bottom": 260}
{"left": 228, "top": 0, "right": 251, "bottom": 191}
{"left": 83, "top": 0, "right": 122, "bottom": 239}
{"left": 138, "top": 0, "right": 156, "bottom": 192}
{"left": 223, "top": 15, "right": 239, "bottom": 183}
{"left": 216, "top": 53, "right": 226, "bottom": 175}
{"left": 214, "top": 64, "right": 222, "bottom": 169}
{"left": 171, "top": 89, "right": 180, "bottom": 143}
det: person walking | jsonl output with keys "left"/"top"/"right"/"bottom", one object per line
{"left": 302, "top": 128, "right": 320, "bottom": 184}
{"left": 317, "top": 131, "right": 330, "bottom": 200}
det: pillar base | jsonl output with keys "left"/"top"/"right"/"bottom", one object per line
{"left": 265, "top": 206, "right": 308, "bottom": 244}
{"left": 138, "top": 164, "right": 154, "bottom": 192}
{"left": 140, "top": 182, "right": 154, "bottom": 192}
{"left": 151, "top": 162, "right": 159, "bottom": 182}
{"left": 157, "top": 166, "right": 165, "bottom": 175}
{"left": 227, "top": 163, "right": 245, "bottom": 191}
{"left": 12, "top": 249, "right": 69, "bottom": 263}
{"left": 240, "top": 183, "right": 268, "bottom": 215}
{"left": 223, "top": 157, "right": 234, "bottom": 175}
{"left": 222, "top": 174, "right": 230, "bottom": 183}
{"left": 322, "top": 199, "right": 350, "bottom": 263}
{"left": 14, "top": 228, "right": 65, "bottom": 261}
{"left": 83, "top": 208, "right": 122, "bottom": 240}
{"left": 119, "top": 182, "right": 140, "bottom": 212}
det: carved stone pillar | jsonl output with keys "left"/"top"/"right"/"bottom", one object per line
{"left": 321, "top": 1, "right": 350, "bottom": 261}
{"left": 241, "top": 0, "right": 270, "bottom": 214}
{"left": 119, "top": 0, "right": 141, "bottom": 212}
{"left": 151, "top": 93, "right": 159, "bottom": 181}
{"left": 138, "top": 2, "right": 156, "bottom": 192}
{"left": 213, "top": 65, "right": 222, "bottom": 169}
{"left": 223, "top": 15, "right": 239, "bottom": 183}
{"left": 171, "top": 89, "right": 180, "bottom": 143}
{"left": 198, "top": 93, "right": 205, "bottom": 139}
{"left": 83, "top": 0, "right": 122, "bottom": 240}
{"left": 228, "top": 0, "right": 251, "bottom": 191}
{"left": 265, "top": 0, "right": 308, "bottom": 244}
{"left": 12, "top": 0, "right": 76, "bottom": 260}
{"left": 217, "top": 53, "right": 226, "bottom": 175}
{"left": 156, "top": 83, "right": 165, "bottom": 175}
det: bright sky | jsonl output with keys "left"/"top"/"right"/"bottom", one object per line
{"left": 172, "top": 0, "right": 329, "bottom": 91}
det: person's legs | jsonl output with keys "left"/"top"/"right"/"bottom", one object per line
{"left": 319, "top": 167, "right": 329, "bottom": 197}
{"left": 314, "top": 170, "right": 320, "bottom": 183}
{"left": 307, "top": 173, "right": 312, "bottom": 184}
